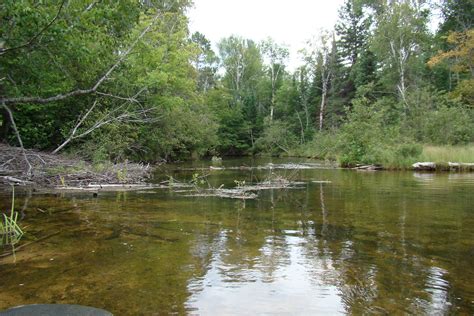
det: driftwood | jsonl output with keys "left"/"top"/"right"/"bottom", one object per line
{"left": 0, "top": 176, "right": 34, "bottom": 185}
{"left": 180, "top": 162, "right": 332, "bottom": 172}
{"left": 0, "top": 143, "right": 152, "bottom": 187}
{"left": 412, "top": 162, "right": 474, "bottom": 171}
{"left": 184, "top": 177, "right": 305, "bottom": 200}
{"left": 353, "top": 164, "right": 383, "bottom": 171}
{"left": 412, "top": 162, "right": 436, "bottom": 170}
{"left": 52, "top": 183, "right": 159, "bottom": 193}
{"left": 448, "top": 162, "right": 474, "bottom": 170}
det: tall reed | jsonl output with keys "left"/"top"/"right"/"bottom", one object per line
{"left": 0, "top": 187, "right": 23, "bottom": 246}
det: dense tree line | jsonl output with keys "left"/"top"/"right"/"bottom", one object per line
{"left": 1, "top": 0, "right": 472, "bottom": 166}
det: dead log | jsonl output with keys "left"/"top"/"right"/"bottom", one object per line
{"left": 412, "top": 162, "right": 436, "bottom": 171}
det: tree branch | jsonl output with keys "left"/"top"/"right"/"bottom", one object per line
{"left": 52, "top": 88, "right": 148, "bottom": 154}
{"left": 95, "top": 91, "right": 140, "bottom": 103}
{"left": 1, "top": 102, "right": 32, "bottom": 176}
{"left": 1, "top": 11, "right": 162, "bottom": 105}
{"left": 0, "top": 0, "right": 67, "bottom": 55}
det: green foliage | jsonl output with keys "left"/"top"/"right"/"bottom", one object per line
{"left": 190, "top": 32, "right": 219, "bottom": 92}
{"left": 352, "top": 49, "right": 376, "bottom": 88}
{"left": 423, "top": 104, "right": 473, "bottom": 145}
{"left": 137, "top": 105, "right": 218, "bottom": 161}
{"left": 337, "top": 93, "right": 421, "bottom": 167}
{"left": 404, "top": 89, "right": 474, "bottom": 145}
{"left": 288, "top": 132, "right": 338, "bottom": 160}
{"left": 205, "top": 88, "right": 252, "bottom": 155}
{"left": 215, "top": 105, "right": 251, "bottom": 155}
{"left": 370, "top": 0, "right": 430, "bottom": 100}
{"left": 2, "top": 0, "right": 472, "bottom": 167}
{"left": 1, "top": 0, "right": 141, "bottom": 148}
{"left": 254, "top": 119, "right": 298, "bottom": 155}
{"left": 438, "top": 0, "right": 474, "bottom": 34}
{"left": 335, "top": 0, "right": 372, "bottom": 67}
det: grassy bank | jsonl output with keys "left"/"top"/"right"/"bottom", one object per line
{"left": 286, "top": 139, "right": 474, "bottom": 170}
{"left": 419, "top": 145, "right": 474, "bottom": 163}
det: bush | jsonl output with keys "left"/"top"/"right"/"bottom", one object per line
{"left": 337, "top": 95, "right": 388, "bottom": 166}
{"left": 288, "top": 131, "right": 338, "bottom": 159}
{"left": 337, "top": 94, "right": 421, "bottom": 168}
{"left": 138, "top": 105, "right": 219, "bottom": 161}
{"left": 254, "top": 118, "right": 298, "bottom": 155}
{"left": 75, "top": 104, "right": 219, "bottom": 163}
{"left": 405, "top": 89, "right": 474, "bottom": 145}
{"left": 423, "top": 104, "right": 473, "bottom": 145}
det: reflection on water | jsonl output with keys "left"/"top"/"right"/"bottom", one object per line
{"left": 187, "top": 228, "right": 344, "bottom": 315}
{"left": 0, "top": 158, "right": 473, "bottom": 315}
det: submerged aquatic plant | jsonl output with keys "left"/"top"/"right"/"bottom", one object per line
{"left": 0, "top": 188, "right": 24, "bottom": 247}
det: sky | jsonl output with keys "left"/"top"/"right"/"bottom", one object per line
{"left": 187, "top": 0, "right": 346, "bottom": 70}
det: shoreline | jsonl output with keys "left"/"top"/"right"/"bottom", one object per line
{"left": 1, "top": 143, "right": 473, "bottom": 193}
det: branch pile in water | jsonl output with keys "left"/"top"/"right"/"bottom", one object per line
{"left": 0, "top": 143, "right": 151, "bottom": 187}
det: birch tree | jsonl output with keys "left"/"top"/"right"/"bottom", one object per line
{"left": 303, "top": 31, "right": 336, "bottom": 131}
{"left": 371, "top": 0, "right": 430, "bottom": 109}
{"left": 218, "top": 36, "right": 262, "bottom": 105}
{"left": 260, "top": 38, "right": 289, "bottom": 121}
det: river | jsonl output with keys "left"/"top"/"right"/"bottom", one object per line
{"left": 0, "top": 158, "right": 473, "bottom": 315}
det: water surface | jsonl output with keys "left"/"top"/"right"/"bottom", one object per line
{"left": 1, "top": 158, "right": 473, "bottom": 315}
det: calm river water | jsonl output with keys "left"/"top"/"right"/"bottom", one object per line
{"left": 0, "top": 158, "right": 473, "bottom": 315}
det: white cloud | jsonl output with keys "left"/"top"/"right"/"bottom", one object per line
{"left": 187, "top": 0, "right": 345, "bottom": 70}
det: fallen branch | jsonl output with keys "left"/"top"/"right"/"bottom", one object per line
{"left": 1, "top": 102, "right": 32, "bottom": 176}
{"left": 52, "top": 100, "right": 99, "bottom": 154}
{"left": 1, "top": 176, "right": 34, "bottom": 185}
{"left": 0, "top": 231, "right": 61, "bottom": 259}
{"left": 412, "top": 162, "right": 436, "bottom": 170}
{"left": 52, "top": 89, "right": 150, "bottom": 154}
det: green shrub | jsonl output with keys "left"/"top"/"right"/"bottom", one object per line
{"left": 337, "top": 95, "right": 388, "bottom": 166}
{"left": 424, "top": 105, "right": 473, "bottom": 145}
{"left": 254, "top": 118, "right": 298, "bottom": 155}
{"left": 288, "top": 131, "right": 338, "bottom": 159}
{"left": 337, "top": 93, "right": 422, "bottom": 168}
{"left": 405, "top": 90, "right": 474, "bottom": 145}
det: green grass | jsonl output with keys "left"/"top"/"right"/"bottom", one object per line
{"left": 0, "top": 188, "right": 24, "bottom": 247}
{"left": 419, "top": 145, "right": 474, "bottom": 163}
{"left": 286, "top": 142, "right": 474, "bottom": 170}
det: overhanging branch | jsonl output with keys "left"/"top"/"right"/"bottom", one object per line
{"left": 0, "top": 11, "right": 162, "bottom": 106}
{"left": 0, "top": 0, "right": 67, "bottom": 56}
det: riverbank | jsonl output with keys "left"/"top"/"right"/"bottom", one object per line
{"left": 0, "top": 144, "right": 152, "bottom": 188}
{"left": 285, "top": 143, "right": 474, "bottom": 171}
{"left": 1, "top": 142, "right": 473, "bottom": 190}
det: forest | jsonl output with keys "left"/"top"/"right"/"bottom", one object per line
{"left": 1, "top": 0, "right": 473, "bottom": 168}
